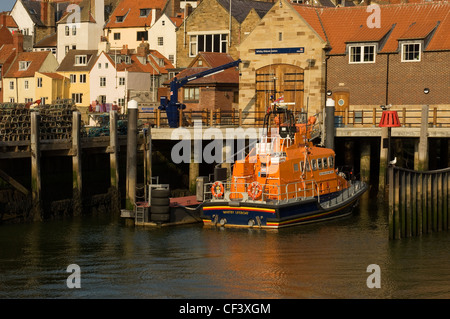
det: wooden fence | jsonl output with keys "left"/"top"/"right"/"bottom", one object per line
{"left": 388, "top": 166, "right": 450, "bottom": 239}
{"left": 136, "top": 107, "right": 450, "bottom": 128}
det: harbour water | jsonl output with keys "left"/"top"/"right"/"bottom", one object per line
{"left": 1, "top": 192, "right": 450, "bottom": 299}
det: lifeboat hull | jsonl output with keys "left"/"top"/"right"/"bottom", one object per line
{"left": 201, "top": 182, "right": 367, "bottom": 229}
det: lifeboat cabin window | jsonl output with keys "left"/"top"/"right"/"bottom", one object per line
{"left": 323, "top": 157, "right": 328, "bottom": 169}
{"left": 317, "top": 158, "right": 323, "bottom": 170}
{"left": 294, "top": 163, "right": 299, "bottom": 172}
{"left": 328, "top": 156, "right": 334, "bottom": 168}
{"left": 311, "top": 159, "right": 317, "bottom": 171}
{"left": 305, "top": 160, "right": 311, "bottom": 172}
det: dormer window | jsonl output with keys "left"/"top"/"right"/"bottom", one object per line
{"left": 75, "top": 55, "right": 88, "bottom": 66}
{"left": 116, "top": 15, "right": 125, "bottom": 23}
{"left": 140, "top": 9, "right": 151, "bottom": 17}
{"left": 401, "top": 42, "right": 421, "bottom": 62}
{"left": 19, "top": 61, "right": 31, "bottom": 71}
{"left": 349, "top": 44, "right": 376, "bottom": 64}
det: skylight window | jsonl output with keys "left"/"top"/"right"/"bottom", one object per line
{"left": 75, "top": 55, "right": 88, "bottom": 66}
{"left": 19, "top": 61, "right": 31, "bottom": 71}
{"left": 140, "top": 9, "right": 151, "bottom": 17}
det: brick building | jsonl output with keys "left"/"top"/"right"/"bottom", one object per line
{"left": 162, "top": 52, "right": 239, "bottom": 112}
{"left": 238, "top": 1, "right": 450, "bottom": 121}
{"left": 175, "top": 0, "right": 273, "bottom": 68}
{"left": 322, "top": 2, "right": 450, "bottom": 110}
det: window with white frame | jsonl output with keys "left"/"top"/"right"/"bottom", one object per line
{"left": 72, "top": 93, "right": 83, "bottom": 104}
{"left": 65, "top": 26, "right": 70, "bottom": 36}
{"left": 75, "top": 55, "right": 87, "bottom": 66}
{"left": 401, "top": 43, "right": 421, "bottom": 62}
{"left": 79, "top": 74, "right": 86, "bottom": 83}
{"left": 119, "top": 77, "right": 125, "bottom": 86}
{"left": 189, "top": 33, "right": 228, "bottom": 57}
{"left": 118, "top": 98, "right": 125, "bottom": 107}
{"left": 349, "top": 45, "right": 376, "bottom": 63}
{"left": 9, "top": 81, "right": 14, "bottom": 90}
{"left": 100, "top": 77, "right": 106, "bottom": 87}
{"left": 25, "top": 98, "right": 33, "bottom": 103}
{"left": 114, "top": 33, "right": 121, "bottom": 40}
{"left": 40, "top": 97, "right": 46, "bottom": 105}
{"left": 72, "top": 25, "right": 76, "bottom": 35}
{"left": 183, "top": 87, "right": 199, "bottom": 101}
{"left": 9, "top": 98, "right": 15, "bottom": 103}
{"left": 19, "top": 61, "right": 31, "bottom": 71}
{"left": 168, "top": 55, "right": 174, "bottom": 64}
{"left": 158, "top": 37, "right": 164, "bottom": 46}
{"left": 37, "top": 77, "right": 42, "bottom": 88}
{"left": 24, "top": 80, "right": 29, "bottom": 90}
{"left": 70, "top": 74, "right": 76, "bottom": 83}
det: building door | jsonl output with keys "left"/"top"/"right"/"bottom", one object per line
{"left": 332, "top": 91, "right": 350, "bottom": 114}
{"left": 255, "top": 64, "right": 304, "bottom": 125}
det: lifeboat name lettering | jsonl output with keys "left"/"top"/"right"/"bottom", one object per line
{"left": 319, "top": 170, "right": 334, "bottom": 176}
{"left": 223, "top": 210, "right": 249, "bottom": 215}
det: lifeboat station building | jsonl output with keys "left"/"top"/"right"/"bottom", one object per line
{"left": 238, "top": 0, "right": 450, "bottom": 123}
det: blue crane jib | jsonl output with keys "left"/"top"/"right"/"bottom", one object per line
{"left": 159, "top": 59, "right": 242, "bottom": 128}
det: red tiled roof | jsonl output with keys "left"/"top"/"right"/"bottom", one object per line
{"left": 105, "top": 0, "right": 168, "bottom": 28}
{"left": 147, "top": 50, "right": 174, "bottom": 74}
{"left": 4, "top": 51, "right": 51, "bottom": 78}
{"left": 39, "top": 72, "right": 65, "bottom": 80}
{"left": 168, "top": 52, "right": 239, "bottom": 86}
{"left": 169, "top": 16, "right": 183, "bottom": 27}
{"left": 305, "top": 2, "right": 450, "bottom": 54}
{"left": 0, "top": 44, "right": 16, "bottom": 64}
{"left": 292, "top": 5, "right": 327, "bottom": 42}
{"left": 0, "top": 13, "right": 18, "bottom": 28}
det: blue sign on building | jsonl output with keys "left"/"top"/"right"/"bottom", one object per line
{"left": 255, "top": 47, "right": 305, "bottom": 54}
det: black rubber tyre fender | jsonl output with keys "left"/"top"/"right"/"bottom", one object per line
{"left": 151, "top": 188, "right": 170, "bottom": 198}
{"left": 150, "top": 205, "right": 170, "bottom": 214}
{"left": 151, "top": 197, "right": 170, "bottom": 206}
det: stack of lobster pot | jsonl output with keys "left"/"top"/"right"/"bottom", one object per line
{"left": 0, "top": 100, "right": 84, "bottom": 141}
{"left": 150, "top": 188, "right": 171, "bottom": 223}
{"left": 39, "top": 100, "right": 77, "bottom": 140}
{"left": 0, "top": 104, "right": 31, "bottom": 142}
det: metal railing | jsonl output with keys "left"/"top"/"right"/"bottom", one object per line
{"left": 334, "top": 107, "right": 450, "bottom": 128}
{"left": 137, "top": 107, "right": 450, "bottom": 129}
{"left": 203, "top": 180, "right": 322, "bottom": 203}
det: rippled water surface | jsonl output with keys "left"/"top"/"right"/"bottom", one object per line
{"left": 1, "top": 193, "right": 450, "bottom": 299}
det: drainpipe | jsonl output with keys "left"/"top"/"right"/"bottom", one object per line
{"left": 385, "top": 53, "right": 390, "bottom": 105}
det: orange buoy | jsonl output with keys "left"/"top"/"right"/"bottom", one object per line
{"left": 247, "top": 181, "right": 263, "bottom": 200}
{"left": 211, "top": 181, "right": 224, "bottom": 198}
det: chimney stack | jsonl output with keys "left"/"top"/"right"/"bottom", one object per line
{"left": 121, "top": 44, "right": 130, "bottom": 55}
{"left": 12, "top": 30, "right": 24, "bottom": 53}
{"left": 172, "top": 0, "right": 181, "bottom": 17}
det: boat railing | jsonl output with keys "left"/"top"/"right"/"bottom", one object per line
{"left": 204, "top": 179, "right": 322, "bottom": 203}
{"left": 321, "top": 180, "right": 365, "bottom": 208}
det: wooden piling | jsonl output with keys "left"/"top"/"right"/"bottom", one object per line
{"left": 126, "top": 100, "right": 138, "bottom": 211}
{"left": 30, "top": 111, "right": 42, "bottom": 222}
{"left": 379, "top": 127, "right": 389, "bottom": 193}
{"left": 145, "top": 124, "right": 152, "bottom": 186}
{"left": 72, "top": 111, "right": 82, "bottom": 216}
{"left": 417, "top": 105, "right": 429, "bottom": 171}
{"left": 389, "top": 166, "right": 450, "bottom": 239}
{"left": 109, "top": 110, "right": 119, "bottom": 189}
